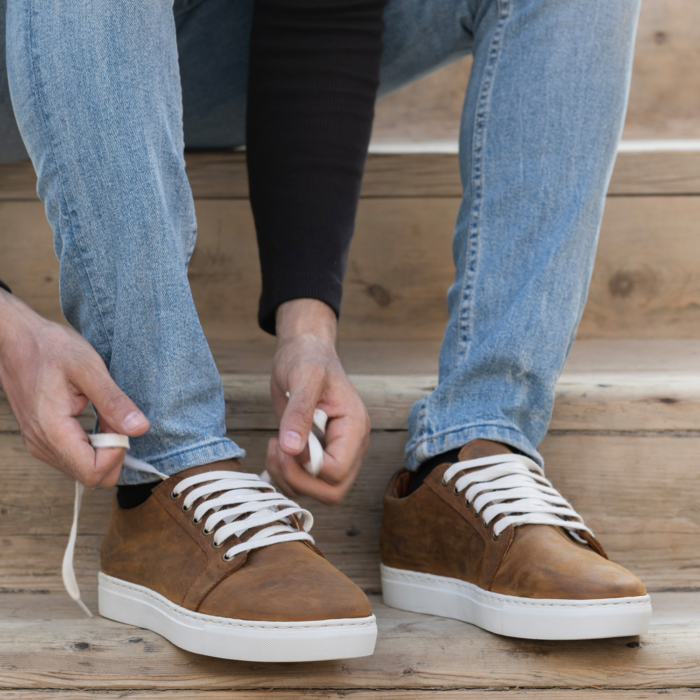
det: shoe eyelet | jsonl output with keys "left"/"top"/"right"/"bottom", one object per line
{"left": 441, "top": 476, "right": 448, "bottom": 487}
{"left": 170, "top": 490, "right": 182, "bottom": 500}
{"left": 453, "top": 486, "right": 459, "bottom": 496}
{"left": 492, "top": 531, "right": 500, "bottom": 541}
{"left": 202, "top": 527, "right": 212, "bottom": 536}
{"left": 212, "top": 539, "right": 223, "bottom": 549}
{"left": 181, "top": 503, "right": 191, "bottom": 512}
{"left": 222, "top": 553, "right": 233, "bottom": 563}
{"left": 192, "top": 515, "right": 201, "bottom": 525}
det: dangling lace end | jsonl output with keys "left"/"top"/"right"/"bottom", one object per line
{"left": 76, "top": 597, "right": 94, "bottom": 618}
{"left": 62, "top": 481, "right": 93, "bottom": 617}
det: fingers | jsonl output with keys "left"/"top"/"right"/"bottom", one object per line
{"left": 30, "top": 417, "right": 127, "bottom": 488}
{"left": 315, "top": 399, "right": 369, "bottom": 486}
{"left": 278, "top": 368, "right": 323, "bottom": 458}
{"left": 265, "top": 429, "right": 368, "bottom": 507}
{"left": 76, "top": 362, "right": 149, "bottom": 437}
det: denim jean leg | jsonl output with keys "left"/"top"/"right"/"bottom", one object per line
{"left": 395, "top": 0, "right": 641, "bottom": 469}
{"left": 6, "top": 0, "right": 243, "bottom": 483}
{"left": 176, "top": 0, "right": 253, "bottom": 149}
{"left": 0, "top": 0, "right": 28, "bottom": 163}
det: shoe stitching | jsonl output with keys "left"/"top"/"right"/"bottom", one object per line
{"left": 103, "top": 575, "right": 376, "bottom": 629}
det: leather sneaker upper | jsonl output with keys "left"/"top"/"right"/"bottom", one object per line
{"left": 380, "top": 440, "right": 646, "bottom": 600}
{"left": 101, "top": 460, "right": 372, "bottom": 622}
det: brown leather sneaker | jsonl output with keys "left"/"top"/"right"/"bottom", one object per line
{"left": 380, "top": 440, "right": 651, "bottom": 640}
{"left": 98, "top": 461, "right": 376, "bottom": 661}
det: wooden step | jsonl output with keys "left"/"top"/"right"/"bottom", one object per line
{"left": 3, "top": 145, "right": 700, "bottom": 342}
{"left": 1, "top": 339, "right": 698, "bottom": 693}
{"left": 370, "top": 0, "right": 700, "bottom": 145}
{"left": 0, "top": 590, "right": 696, "bottom": 694}
{"left": 1, "top": 338, "right": 699, "bottom": 433}
{"left": 2, "top": 429, "right": 697, "bottom": 596}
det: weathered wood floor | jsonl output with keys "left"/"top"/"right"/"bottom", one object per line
{"left": 1, "top": 339, "right": 699, "bottom": 697}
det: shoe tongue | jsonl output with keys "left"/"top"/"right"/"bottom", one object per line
{"left": 457, "top": 439, "right": 513, "bottom": 463}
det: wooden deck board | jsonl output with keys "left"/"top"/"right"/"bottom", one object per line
{"left": 2, "top": 339, "right": 700, "bottom": 432}
{"left": 1, "top": 431, "right": 699, "bottom": 594}
{"left": 0, "top": 592, "right": 696, "bottom": 691}
{"left": 4, "top": 195, "right": 700, "bottom": 341}
{"left": 4, "top": 693, "right": 700, "bottom": 699}
{"left": 4, "top": 149, "right": 700, "bottom": 202}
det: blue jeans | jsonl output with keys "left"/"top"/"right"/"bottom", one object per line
{"left": 2, "top": 0, "right": 641, "bottom": 482}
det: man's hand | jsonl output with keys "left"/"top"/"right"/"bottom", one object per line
{"left": 0, "top": 290, "right": 150, "bottom": 488}
{"left": 265, "top": 299, "right": 370, "bottom": 505}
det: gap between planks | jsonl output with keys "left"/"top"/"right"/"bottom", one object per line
{"left": 2, "top": 690, "right": 700, "bottom": 698}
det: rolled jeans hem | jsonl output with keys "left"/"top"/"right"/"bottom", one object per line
{"left": 405, "top": 423, "right": 543, "bottom": 472}
{"left": 118, "top": 437, "right": 245, "bottom": 485}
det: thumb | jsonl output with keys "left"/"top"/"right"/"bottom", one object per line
{"left": 279, "top": 383, "right": 322, "bottom": 457}
{"left": 76, "top": 362, "right": 150, "bottom": 437}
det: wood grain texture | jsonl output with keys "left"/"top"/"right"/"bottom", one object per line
{"left": 1, "top": 337, "right": 698, "bottom": 433}
{"left": 5, "top": 150, "right": 700, "bottom": 201}
{"left": 1, "top": 431, "right": 698, "bottom": 594}
{"left": 581, "top": 196, "right": 700, "bottom": 338}
{"left": 0, "top": 592, "right": 696, "bottom": 691}
{"left": 370, "top": 0, "right": 700, "bottom": 144}
{"left": 4, "top": 693, "right": 700, "bottom": 700}
{"left": 624, "top": 0, "right": 700, "bottom": 140}
{"left": 10, "top": 195, "right": 700, "bottom": 343}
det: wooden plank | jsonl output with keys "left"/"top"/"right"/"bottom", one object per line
{"left": 0, "top": 592, "right": 696, "bottom": 691}
{"left": 5, "top": 149, "right": 700, "bottom": 201}
{"left": 4, "top": 195, "right": 700, "bottom": 342}
{"left": 624, "top": 0, "right": 700, "bottom": 140}
{"left": 189, "top": 196, "right": 458, "bottom": 343}
{"left": 369, "top": 0, "right": 700, "bottom": 145}
{"left": 1, "top": 432, "right": 699, "bottom": 594}
{"left": 4, "top": 693, "right": 700, "bottom": 700}
{"left": 581, "top": 196, "right": 700, "bottom": 339}
{"left": 1, "top": 363, "right": 700, "bottom": 433}
{"left": 608, "top": 149, "right": 700, "bottom": 195}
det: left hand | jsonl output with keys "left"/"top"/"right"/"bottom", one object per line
{"left": 265, "top": 299, "right": 370, "bottom": 505}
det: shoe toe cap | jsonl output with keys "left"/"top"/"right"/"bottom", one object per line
{"left": 197, "top": 542, "right": 373, "bottom": 622}
{"left": 492, "top": 525, "right": 647, "bottom": 600}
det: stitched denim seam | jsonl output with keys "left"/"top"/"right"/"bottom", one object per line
{"left": 407, "top": 422, "right": 541, "bottom": 467}
{"left": 456, "top": 0, "right": 512, "bottom": 367}
{"left": 138, "top": 437, "right": 244, "bottom": 468}
{"left": 26, "top": 0, "right": 113, "bottom": 357}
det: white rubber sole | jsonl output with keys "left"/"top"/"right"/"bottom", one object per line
{"left": 381, "top": 564, "right": 652, "bottom": 640}
{"left": 98, "top": 572, "right": 377, "bottom": 662}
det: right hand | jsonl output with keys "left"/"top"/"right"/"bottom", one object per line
{"left": 0, "top": 290, "right": 150, "bottom": 488}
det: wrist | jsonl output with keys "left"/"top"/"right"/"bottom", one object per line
{"left": 275, "top": 298, "right": 337, "bottom": 345}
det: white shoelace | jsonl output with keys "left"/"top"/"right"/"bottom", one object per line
{"left": 260, "top": 397, "right": 328, "bottom": 482}
{"left": 441, "top": 453, "right": 592, "bottom": 541}
{"left": 62, "top": 435, "right": 314, "bottom": 617}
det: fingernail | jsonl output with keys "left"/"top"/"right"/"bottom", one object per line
{"left": 124, "top": 411, "right": 146, "bottom": 431}
{"left": 282, "top": 431, "right": 303, "bottom": 451}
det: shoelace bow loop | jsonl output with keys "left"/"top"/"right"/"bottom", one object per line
{"left": 441, "top": 453, "right": 591, "bottom": 540}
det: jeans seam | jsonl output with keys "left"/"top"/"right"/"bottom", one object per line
{"left": 407, "top": 422, "right": 541, "bottom": 468}
{"left": 456, "top": 0, "right": 512, "bottom": 367}
{"left": 26, "top": 0, "right": 113, "bottom": 357}
{"left": 141, "top": 437, "right": 244, "bottom": 467}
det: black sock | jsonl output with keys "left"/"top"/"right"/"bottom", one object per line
{"left": 117, "top": 481, "right": 160, "bottom": 509}
{"left": 408, "top": 448, "right": 461, "bottom": 495}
